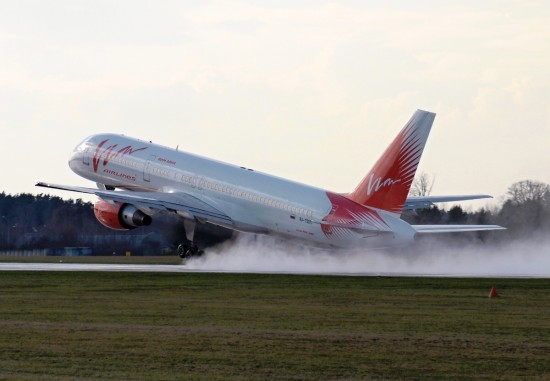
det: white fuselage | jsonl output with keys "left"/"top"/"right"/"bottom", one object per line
{"left": 68, "top": 134, "right": 416, "bottom": 249}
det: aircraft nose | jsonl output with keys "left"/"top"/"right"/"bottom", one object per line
{"left": 68, "top": 149, "right": 80, "bottom": 172}
{"left": 69, "top": 150, "right": 82, "bottom": 172}
{"left": 68, "top": 142, "right": 90, "bottom": 174}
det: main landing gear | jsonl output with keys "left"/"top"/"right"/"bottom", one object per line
{"left": 177, "top": 219, "right": 204, "bottom": 259}
{"left": 177, "top": 241, "right": 204, "bottom": 259}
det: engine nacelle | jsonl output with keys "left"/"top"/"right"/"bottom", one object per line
{"left": 93, "top": 199, "right": 152, "bottom": 230}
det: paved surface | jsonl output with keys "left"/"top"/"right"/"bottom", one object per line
{"left": 0, "top": 262, "right": 548, "bottom": 278}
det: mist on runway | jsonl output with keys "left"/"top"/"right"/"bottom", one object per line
{"left": 186, "top": 233, "right": 550, "bottom": 277}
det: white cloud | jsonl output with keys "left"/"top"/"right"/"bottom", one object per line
{"left": 0, "top": 1, "right": 549, "bottom": 201}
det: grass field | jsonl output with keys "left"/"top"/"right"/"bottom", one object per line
{"left": 0, "top": 270, "right": 549, "bottom": 380}
{"left": 0, "top": 255, "right": 182, "bottom": 264}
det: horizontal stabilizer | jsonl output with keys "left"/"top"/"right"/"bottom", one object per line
{"left": 404, "top": 195, "right": 492, "bottom": 210}
{"left": 413, "top": 224, "right": 506, "bottom": 234}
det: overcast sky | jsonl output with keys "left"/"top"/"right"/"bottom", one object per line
{"left": 1, "top": 1, "right": 549, "bottom": 208}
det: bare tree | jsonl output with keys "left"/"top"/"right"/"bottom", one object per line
{"left": 498, "top": 180, "right": 550, "bottom": 236}
{"left": 506, "top": 180, "right": 549, "bottom": 205}
{"left": 409, "top": 172, "right": 435, "bottom": 197}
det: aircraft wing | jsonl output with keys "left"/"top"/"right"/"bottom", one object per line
{"left": 404, "top": 195, "right": 493, "bottom": 210}
{"left": 413, "top": 224, "right": 505, "bottom": 233}
{"left": 36, "top": 182, "right": 233, "bottom": 226}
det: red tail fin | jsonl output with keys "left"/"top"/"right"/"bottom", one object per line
{"left": 347, "top": 110, "right": 435, "bottom": 214}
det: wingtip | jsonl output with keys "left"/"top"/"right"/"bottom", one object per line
{"left": 479, "top": 194, "right": 494, "bottom": 199}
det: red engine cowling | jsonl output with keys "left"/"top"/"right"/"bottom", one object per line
{"left": 93, "top": 199, "right": 152, "bottom": 230}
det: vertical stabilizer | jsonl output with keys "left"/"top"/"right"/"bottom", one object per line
{"left": 347, "top": 110, "right": 435, "bottom": 214}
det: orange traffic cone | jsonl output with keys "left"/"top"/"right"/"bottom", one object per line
{"left": 488, "top": 286, "right": 499, "bottom": 298}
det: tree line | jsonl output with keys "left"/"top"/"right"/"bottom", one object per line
{"left": 403, "top": 179, "right": 550, "bottom": 243}
{"left": 0, "top": 179, "right": 548, "bottom": 254}
{"left": 0, "top": 193, "right": 231, "bottom": 255}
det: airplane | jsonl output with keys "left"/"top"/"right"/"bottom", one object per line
{"left": 37, "top": 110, "right": 504, "bottom": 258}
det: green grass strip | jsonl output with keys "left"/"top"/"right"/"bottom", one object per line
{"left": 0, "top": 272, "right": 549, "bottom": 380}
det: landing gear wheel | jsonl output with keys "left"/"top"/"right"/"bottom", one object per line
{"left": 177, "top": 242, "right": 203, "bottom": 259}
{"left": 177, "top": 244, "right": 186, "bottom": 259}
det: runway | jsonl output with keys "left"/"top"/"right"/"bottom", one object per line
{"left": 0, "top": 262, "right": 198, "bottom": 273}
{"left": 0, "top": 262, "right": 549, "bottom": 278}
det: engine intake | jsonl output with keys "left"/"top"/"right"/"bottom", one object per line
{"left": 94, "top": 199, "right": 152, "bottom": 230}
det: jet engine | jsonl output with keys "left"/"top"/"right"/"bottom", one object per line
{"left": 93, "top": 199, "right": 152, "bottom": 230}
